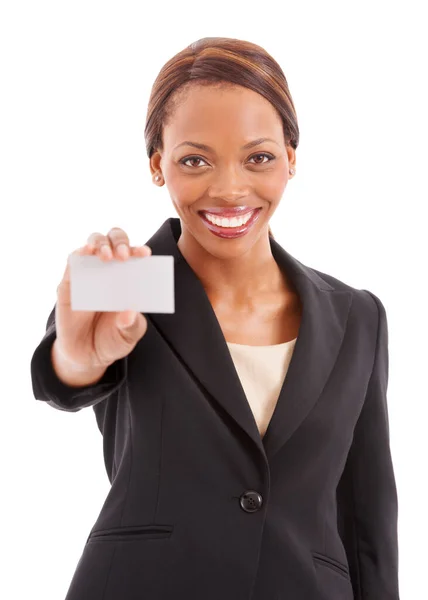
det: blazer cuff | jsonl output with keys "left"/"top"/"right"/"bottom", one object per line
{"left": 30, "top": 325, "right": 127, "bottom": 412}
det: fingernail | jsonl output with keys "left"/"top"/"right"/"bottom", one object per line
{"left": 118, "top": 311, "right": 137, "bottom": 328}
{"left": 117, "top": 244, "right": 129, "bottom": 259}
{"left": 101, "top": 245, "right": 113, "bottom": 259}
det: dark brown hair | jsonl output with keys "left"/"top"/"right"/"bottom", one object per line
{"left": 144, "top": 37, "right": 300, "bottom": 240}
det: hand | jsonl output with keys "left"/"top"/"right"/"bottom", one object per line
{"left": 54, "top": 227, "right": 152, "bottom": 371}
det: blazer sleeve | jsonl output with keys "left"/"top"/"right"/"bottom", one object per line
{"left": 30, "top": 304, "right": 127, "bottom": 412}
{"left": 336, "top": 290, "right": 400, "bottom": 599}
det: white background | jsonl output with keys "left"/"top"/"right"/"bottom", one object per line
{"left": 1, "top": 1, "right": 426, "bottom": 598}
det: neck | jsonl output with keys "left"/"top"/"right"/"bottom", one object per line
{"left": 177, "top": 228, "right": 286, "bottom": 304}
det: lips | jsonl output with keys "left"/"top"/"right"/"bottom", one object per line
{"left": 199, "top": 207, "right": 263, "bottom": 239}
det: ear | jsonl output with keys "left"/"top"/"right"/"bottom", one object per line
{"left": 286, "top": 146, "right": 296, "bottom": 171}
{"left": 149, "top": 150, "right": 162, "bottom": 177}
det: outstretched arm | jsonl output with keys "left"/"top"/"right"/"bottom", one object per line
{"left": 30, "top": 304, "right": 127, "bottom": 412}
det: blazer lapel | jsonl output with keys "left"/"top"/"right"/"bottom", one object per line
{"left": 145, "top": 218, "right": 353, "bottom": 463}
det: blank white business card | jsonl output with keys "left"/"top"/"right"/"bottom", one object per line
{"left": 68, "top": 254, "right": 175, "bottom": 313}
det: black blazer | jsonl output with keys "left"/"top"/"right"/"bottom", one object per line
{"left": 31, "top": 217, "right": 400, "bottom": 600}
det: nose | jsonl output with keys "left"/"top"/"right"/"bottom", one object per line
{"left": 207, "top": 164, "right": 251, "bottom": 203}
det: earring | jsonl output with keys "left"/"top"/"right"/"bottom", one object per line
{"left": 154, "top": 174, "right": 161, "bottom": 182}
{"left": 289, "top": 168, "right": 295, "bottom": 176}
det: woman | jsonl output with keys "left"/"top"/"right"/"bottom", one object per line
{"left": 31, "top": 37, "right": 400, "bottom": 600}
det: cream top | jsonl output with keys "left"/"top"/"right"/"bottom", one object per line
{"left": 226, "top": 338, "right": 298, "bottom": 438}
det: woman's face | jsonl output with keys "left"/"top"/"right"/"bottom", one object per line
{"left": 149, "top": 83, "right": 296, "bottom": 258}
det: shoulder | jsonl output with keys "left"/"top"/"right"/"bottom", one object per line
{"left": 307, "top": 264, "right": 386, "bottom": 326}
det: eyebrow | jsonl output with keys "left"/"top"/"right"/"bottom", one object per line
{"left": 174, "top": 137, "right": 280, "bottom": 152}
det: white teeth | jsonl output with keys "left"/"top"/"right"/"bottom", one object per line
{"left": 204, "top": 210, "right": 255, "bottom": 228}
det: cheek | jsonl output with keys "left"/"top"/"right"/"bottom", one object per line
{"left": 261, "top": 176, "right": 286, "bottom": 197}
{"left": 164, "top": 169, "right": 202, "bottom": 209}
{"left": 257, "top": 168, "right": 288, "bottom": 201}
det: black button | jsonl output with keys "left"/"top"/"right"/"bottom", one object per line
{"left": 239, "top": 490, "right": 263, "bottom": 513}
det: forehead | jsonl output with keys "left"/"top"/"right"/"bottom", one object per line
{"left": 163, "top": 84, "right": 283, "bottom": 148}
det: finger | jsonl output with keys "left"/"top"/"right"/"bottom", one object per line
{"left": 87, "top": 232, "right": 113, "bottom": 261}
{"left": 78, "top": 244, "right": 96, "bottom": 255}
{"left": 87, "top": 232, "right": 107, "bottom": 248}
{"left": 107, "top": 227, "right": 131, "bottom": 260}
{"left": 130, "top": 245, "right": 152, "bottom": 257}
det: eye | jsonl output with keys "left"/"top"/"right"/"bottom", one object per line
{"left": 179, "top": 152, "right": 276, "bottom": 169}
{"left": 179, "top": 155, "right": 209, "bottom": 168}
{"left": 248, "top": 152, "right": 275, "bottom": 165}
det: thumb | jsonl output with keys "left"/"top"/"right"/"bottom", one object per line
{"left": 116, "top": 310, "right": 139, "bottom": 330}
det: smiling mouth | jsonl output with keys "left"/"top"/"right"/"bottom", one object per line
{"left": 198, "top": 207, "right": 263, "bottom": 238}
